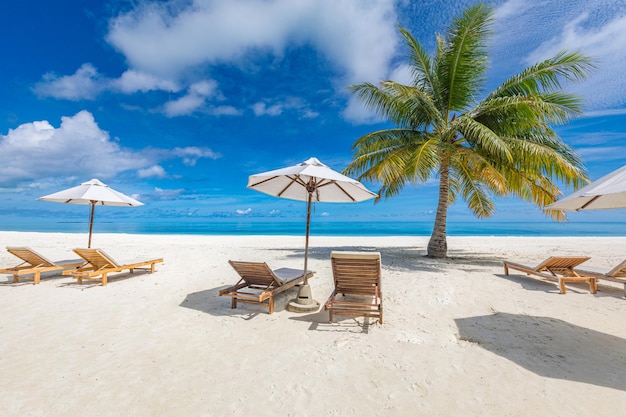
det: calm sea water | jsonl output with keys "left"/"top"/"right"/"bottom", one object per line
{"left": 1, "top": 219, "right": 625, "bottom": 237}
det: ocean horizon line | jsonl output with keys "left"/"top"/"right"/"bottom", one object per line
{"left": 1, "top": 219, "right": 625, "bottom": 237}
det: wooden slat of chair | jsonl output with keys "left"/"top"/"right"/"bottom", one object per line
{"left": 220, "top": 261, "right": 312, "bottom": 314}
{"left": 326, "top": 251, "right": 383, "bottom": 324}
{"left": 503, "top": 256, "right": 596, "bottom": 294}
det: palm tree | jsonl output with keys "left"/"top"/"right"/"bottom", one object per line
{"left": 344, "top": 3, "right": 594, "bottom": 258}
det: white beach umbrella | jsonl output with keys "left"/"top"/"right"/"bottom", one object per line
{"left": 39, "top": 178, "right": 143, "bottom": 247}
{"left": 546, "top": 164, "right": 626, "bottom": 211}
{"left": 247, "top": 157, "right": 377, "bottom": 311}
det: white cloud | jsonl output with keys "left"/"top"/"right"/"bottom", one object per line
{"left": 106, "top": 0, "right": 399, "bottom": 84}
{"left": 208, "top": 105, "right": 242, "bottom": 116}
{"left": 0, "top": 110, "right": 150, "bottom": 184}
{"left": 138, "top": 165, "right": 168, "bottom": 178}
{"left": 236, "top": 208, "right": 252, "bottom": 215}
{"left": 576, "top": 146, "right": 626, "bottom": 162}
{"left": 0, "top": 111, "right": 222, "bottom": 186}
{"left": 163, "top": 80, "right": 218, "bottom": 116}
{"left": 252, "top": 97, "right": 318, "bottom": 118}
{"left": 35, "top": 1, "right": 401, "bottom": 118}
{"left": 35, "top": 65, "right": 182, "bottom": 100}
{"left": 582, "top": 108, "right": 626, "bottom": 118}
{"left": 526, "top": 12, "right": 626, "bottom": 109}
{"left": 342, "top": 96, "right": 382, "bottom": 124}
{"left": 173, "top": 146, "right": 221, "bottom": 166}
{"left": 493, "top": 0, "right": 534, "bottom": 21}
{"left": 113, "top": 70, "right": 181, "bottom": 93}
{"left": 163, "top": 94, "right": 206, "bottom": 117}
{"left": 33, "top": 64, "right": 104, "bottom": 100}
{"left": 252, "top": 102, "right": 283, "bottom": 116}
{"left": 148, "top": 187, "right": 186, "bottom": 200}
{"left": 493, "top": 0, "right": 626, "bottom": 110}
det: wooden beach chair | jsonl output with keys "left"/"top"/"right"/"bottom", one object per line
{"left": 325, "top": 251, "right": 383, "bottom": 324}
{"left": 63, "top": 248, "right": 164, "bottom": 286}
{"left": 503, "top": 256, "right": 597, "bottom": 294}
{"left": 219, "top": 261, "right": 314, "bottom": 314}
{"left": 575, "top": 259, "right": 626, "bottom": 297}
{"left": 0, "top": 246, "right": 83, "bottom": 284}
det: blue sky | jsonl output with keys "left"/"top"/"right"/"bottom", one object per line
{"left": 1, "top": 0, "right": 625, "bottom": 228}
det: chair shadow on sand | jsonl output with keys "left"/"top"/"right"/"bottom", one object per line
{"left": 455, "top": 312, "right": 626, "bottom": 391}
{"left": 288, "top": 310, "right": 375, "bottom": 334}
{"left": 181, "top": 286, "right": 304, "bottom": 320}
{"left": 181, "top": 285, "right": 376, "bottom": 333}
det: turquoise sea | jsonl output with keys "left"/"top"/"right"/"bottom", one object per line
{"left": 1, "top": 219, "right": 625, "bottom": 237}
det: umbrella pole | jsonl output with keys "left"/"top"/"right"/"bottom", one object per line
{"left": 303, "top": 192, "right": 311, "bottom": 285}
{"left": 287, "top": 190, "right": 320, "bottom": 313}
{"left": 88, "top": 202, "right": 95, "bottom": 248}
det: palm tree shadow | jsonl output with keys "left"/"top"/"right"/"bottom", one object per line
{"left": 277, "top": 245, "right": 505, "bottom": 272}
{"left": 455, "top": 312, "right": 626, "bottom": 391}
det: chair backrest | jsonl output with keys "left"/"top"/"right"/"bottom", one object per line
{"left": 535, "top": 256, "right": 590, "bottom": 275}
{"left": 6, "top": 247, "right": 54, "bottom": 267}
{"left": 73, "top": 248, "right": 120, "bottom": 269}
{"left": 607, "top": 259, "right": 626, "bottom": 277}
{"left": 229, "top": 261, "right": 281, "bottom": 286}
{"left": 331, "top": 251, "right": 381, "bottom": 296}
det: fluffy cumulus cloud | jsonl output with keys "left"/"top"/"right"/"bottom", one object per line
{"left": 0, "top": 111, "right": 149, "bottom": 184}
{"left": 34, "top": 0, "right": 400, "bottom": 118}
{"left": 106, "top": 0, "right": 399, "bottom": 84}
{"left": 33, "top": 64, "right": 105, "bottom": 100}
{"left": 0, "top": 111, "right": 220, "bottom": 186}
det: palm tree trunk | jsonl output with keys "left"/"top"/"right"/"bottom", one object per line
{"left": 427, "top": 160, "right": 450, "bottom": 258}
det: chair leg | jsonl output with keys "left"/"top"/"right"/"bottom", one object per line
{"left": 13, "top": 274, "right": 18, "bottom": 283}
{"left": 268, "top": 295, "right": 274, "bottom": 314}
{"left": 102, "top": 273, "right": 108, "bottom": 286}
{"left": 590, "top": 278, "right": 597, "bottom": 294}
{"left": 34, "top": 272, "right": 41, "bottom": 285}
{"left": 231, "top": 297, "right": 237, "bottom": 309}
{"left": 558, "top": 278, "right": 566, "bottom": 294}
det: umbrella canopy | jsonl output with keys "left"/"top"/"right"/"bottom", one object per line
{"left": 547, "top": 164, "right": 626, "bottom": 211}
{"left": 248, "top": 157, "right": 377, "bottom": 203}
{"left": 39, "top": 179, "right": 143, "bottom": 247}
{"left": 248, "top": 157, "right": 377, "bottom": 289}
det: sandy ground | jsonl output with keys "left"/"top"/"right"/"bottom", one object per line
{"left": 0, "top": 231, "right": 624, "bottom": 416}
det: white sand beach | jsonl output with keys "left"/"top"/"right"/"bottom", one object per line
{"left": 0, "top": 231, "right": 625, "bottom": 416}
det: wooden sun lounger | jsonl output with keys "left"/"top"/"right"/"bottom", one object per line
{"left": 576, "top": 259, "right": 626, "bottom": 297}
{"left": 62, "top": 248, "right": 164, "bottom": 286}
{"left": 325, "top": 251, "right": 383, "bottom": 324}
{"left": 219, "top": 261, "right": 314, "bottom": 314}
{"left": 0, "top": 247, "right": 83, "bottom": 284}
{"left": 503, "top": 256, "right": 597, "bottom": 294}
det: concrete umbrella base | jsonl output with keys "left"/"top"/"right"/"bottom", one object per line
{"left": 287, "top": 283, "right": 320, "bottom": 313}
